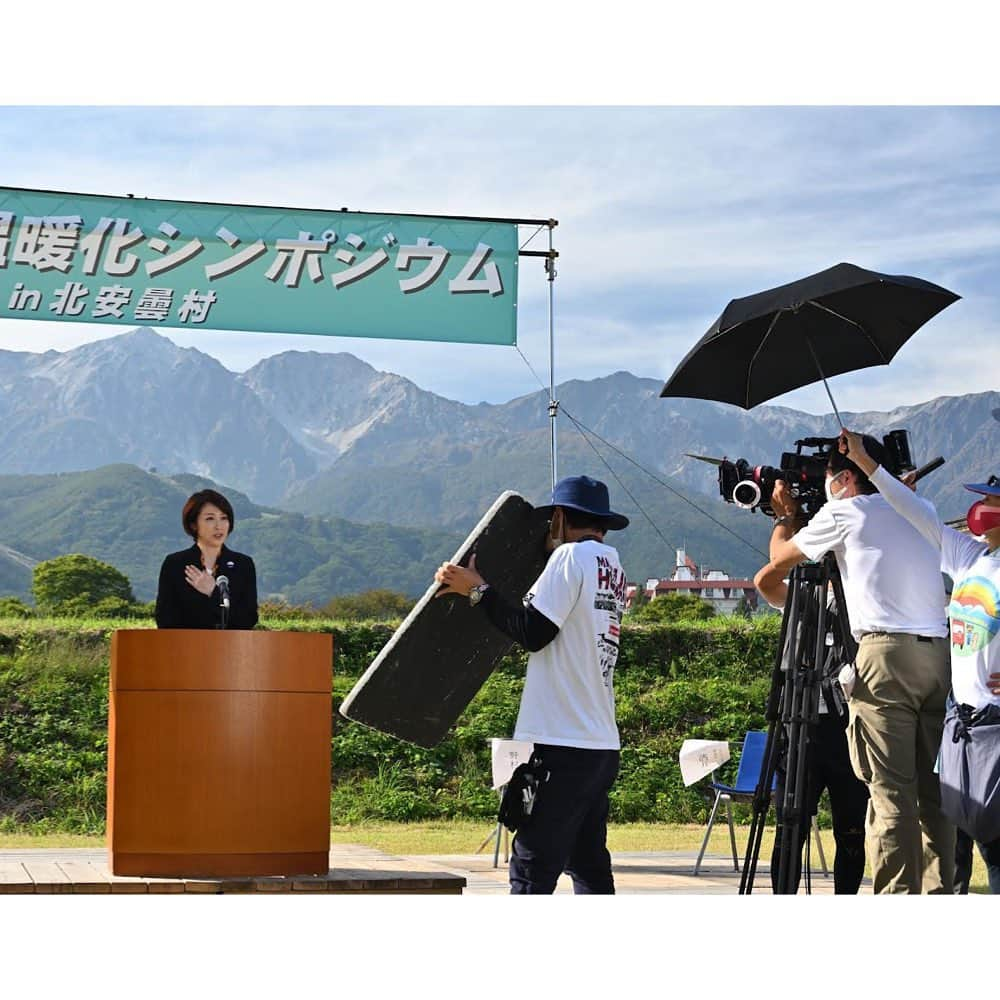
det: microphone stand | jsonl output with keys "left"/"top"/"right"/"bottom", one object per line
{"left": 216, "top": 576, "right": 231, "bottom": 630}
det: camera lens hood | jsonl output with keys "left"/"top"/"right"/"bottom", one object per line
{"left": 733, "top": 480, "right": 762, "bottom": 509}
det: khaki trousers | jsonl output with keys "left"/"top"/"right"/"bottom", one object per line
{"left": 847, "top": 633, "right": 954, "bottom": 894}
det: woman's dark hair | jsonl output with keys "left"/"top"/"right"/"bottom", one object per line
{"left": 182, "top": 490, "right": 235, "bottom": 539}
{"left": 561, "top": 506, "right": 610, "bottom": 534}
{"left": 827, "top": 435, "right": 886, "bottom": 496}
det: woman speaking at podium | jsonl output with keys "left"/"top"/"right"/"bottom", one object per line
{"left": 155, "top": 489, "right": 259, "bottom": 630}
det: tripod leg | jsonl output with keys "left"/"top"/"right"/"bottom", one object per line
{"left": 741, "top": 731, "right": 783, "bottom": 894}
{"left": 812, "top": 817, "right": 829, "bottom": 877}
{"left": 742, "top": 563, "right": 809, "bottom": 895}
{"left": 752, "top": 557, "right": 832, "bottom": 894}
{"left": 775, "top": 558, "right": 836, "bottom": 894}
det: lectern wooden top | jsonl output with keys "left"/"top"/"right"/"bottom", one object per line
{"left": 110, "top": 629, "right": 333, "bottom": 693}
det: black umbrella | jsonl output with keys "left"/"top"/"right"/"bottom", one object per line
{"left": 660, "top": 262, "right": 960, "bottom": 425}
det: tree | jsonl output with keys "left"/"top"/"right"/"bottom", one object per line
{"left": 32, "top": 554, "right": 136, "bottom": 615}
{"left": 629, "top": 592, "right": 716, "bottom": 623}
{"left": 628, "top": 585, "right": 650, "bottom": 613}
{"left": 321, "top": 589, "right": 415, "bottom": 621}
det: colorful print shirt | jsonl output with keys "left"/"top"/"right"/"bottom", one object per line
{"left": 871, "top": 466, "right": 998, "bottom": 708}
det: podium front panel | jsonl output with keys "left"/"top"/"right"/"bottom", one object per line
{"left": 108, "top": 630, "right": 333, "bottom": 878}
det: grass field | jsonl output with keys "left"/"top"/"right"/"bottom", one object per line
{"left": 0, "top": 822, "right": 988, "bottom": 892}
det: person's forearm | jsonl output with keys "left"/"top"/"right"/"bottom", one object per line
{"left": 480, "top": 587, "right": 558, "bottom": 652}
{"left": 769, "top": 518, "right": 804, "bottom": 560}
{"left": 754, "top": 564, "right": 788, "bottom": 609}
{"left": 851, "top": 450, "right": 878, "bottom": 478}
{"left": 870, "top": 465, "right": 943, "bottom": 549}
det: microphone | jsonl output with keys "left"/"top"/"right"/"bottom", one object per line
{"left": 216, "top": 575, "right": 231, "bottom": 609}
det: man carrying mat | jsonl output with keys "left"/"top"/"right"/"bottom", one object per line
{"left": 435, "top": 475, "right": 629, "bottom": 894}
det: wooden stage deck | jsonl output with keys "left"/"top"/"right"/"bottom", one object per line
{"left": 0, "top": 844, "right": 466, "bottom": 895}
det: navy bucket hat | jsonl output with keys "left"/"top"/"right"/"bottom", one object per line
{"left": 964, "top": 474, "right": 1000, "bottom": 498}
{"left": 541, "top": 475, "right": 629, "bottom": 531}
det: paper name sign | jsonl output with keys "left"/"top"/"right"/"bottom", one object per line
{"left": 491, "top": 739, "right": 536, "bottom": 789}
{"left": 679, "top": 739, "right": 731, "bottom": 786}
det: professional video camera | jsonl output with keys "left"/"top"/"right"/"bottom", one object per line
{"left": 710, "top": 429, "right": 915, "bottom": 518}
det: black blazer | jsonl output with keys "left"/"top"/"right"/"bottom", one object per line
{"left": 155, "top": 543, "right": 259, "bottom": 630}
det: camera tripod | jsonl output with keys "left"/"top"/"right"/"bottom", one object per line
{"left": 739, "top": 552, "right": 857, "bottom": 894}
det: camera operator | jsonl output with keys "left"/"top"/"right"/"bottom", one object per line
{"left": 754, "top": 436, "right": 954, "bottom": 894}
{"left": 434, "top": 475, "right": 629, "bottom": 895}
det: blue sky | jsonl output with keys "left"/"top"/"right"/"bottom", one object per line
{"left": 0, "top": 105, "right": 997, "bottom": 414}
{"left": 3, "top": 0, "right": 996, "bottom": 978}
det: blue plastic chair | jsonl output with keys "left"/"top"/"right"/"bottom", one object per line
{"left": 692, "top": 730, "right": 829, "bottom": 878}
{"left": 693, "top": 731, "right": 771, "bottom": 875}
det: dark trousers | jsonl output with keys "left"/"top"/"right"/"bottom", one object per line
{"left": 771, "top": 710, "right": 869, "bottom": 894}
{"left": 955, "top": 826, "right": 973, "bottom": 894}
{"left": 955, "top": 826, "right": 1000, "bottom": 894}
{"left": 509, "top": 745, "right": 619, "bottom": 895}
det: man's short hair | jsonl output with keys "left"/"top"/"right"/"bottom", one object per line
{"left": 561, "top": 506, "right": 610, "bottom": 534}
{"left": 827, "top": 435, "right": 886, "bottom": 496}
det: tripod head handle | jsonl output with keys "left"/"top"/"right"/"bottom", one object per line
{"left": 909, "top": 456, "right": 945, "bottom": 484}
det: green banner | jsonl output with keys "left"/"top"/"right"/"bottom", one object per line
{"left": 0, "top": 187, "right": 518, "bottom": 345}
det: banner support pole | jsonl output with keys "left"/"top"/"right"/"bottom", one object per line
{"left": 545, "top": 222, "right": 558, "bottom": 491}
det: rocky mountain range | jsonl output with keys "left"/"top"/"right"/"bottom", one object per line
{"left": 0, "top": 327, "right": 995, "bottom": 591}
{"left": 0, "top": 465, "right": 461, "bottom": 603}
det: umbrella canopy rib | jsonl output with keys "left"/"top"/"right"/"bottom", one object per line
{"left": 805, "top": 300, "right": 890, "bottom": 364}
{"left": 744, "top": 309, "right": 784, "bottom": 409}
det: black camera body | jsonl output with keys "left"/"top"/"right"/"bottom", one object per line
{"left": 717, "top": 430, "right": 914, "bottom": 518}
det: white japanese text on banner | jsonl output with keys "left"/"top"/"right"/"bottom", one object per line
{"left": 0, "top": 188, "right": 518, "bottom": 345}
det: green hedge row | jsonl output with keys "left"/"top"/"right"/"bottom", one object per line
{"left": 0, "top": 616, "right": 783, "bottom": 832}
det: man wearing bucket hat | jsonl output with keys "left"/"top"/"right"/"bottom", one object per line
{"left": 842, "top": 431, "right": 1000, "bottom": 894}
{"left": 435, "top": 475, "right": 629, "bottom": 894}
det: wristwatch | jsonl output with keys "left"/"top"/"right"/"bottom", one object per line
{"left": 469, "top": 583, "right": 490, "bottom": 607}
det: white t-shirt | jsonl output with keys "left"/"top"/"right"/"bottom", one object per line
{"left": 792, "top": 488, "right": 947, "bottom": 641}
{"left": 513, "top": 539, "right": 625, "bottom": 750}
{"left": 871, "top": 466, "right": 999, "bottom": 708}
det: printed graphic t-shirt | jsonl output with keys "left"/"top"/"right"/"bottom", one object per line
{"left": 870, "top": 466, "right": 999, "bottom": 708}
{"left": 945, "top": 542, "right": 1000, "bottom": 708}
{"left": 513, "top": 540, "right": 625, "bottom": 750}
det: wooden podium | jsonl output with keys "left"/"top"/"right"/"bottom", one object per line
{"left": 108, "top": 629, "right": 333, "bottom": 878}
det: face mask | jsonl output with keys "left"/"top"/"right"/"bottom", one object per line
{"left": 825, "top": 472, "right": 849, "bottom": 502}
{"left": 966, "top": 500, "right": 1000, "bottom": 537}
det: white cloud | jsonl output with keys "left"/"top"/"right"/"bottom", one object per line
{"left": 0, "top": 106, "right": 998, "bottom": 411}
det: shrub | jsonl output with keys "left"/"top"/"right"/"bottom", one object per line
{"left": 0, "top": 615, "right": 786, "bottom": 831}
{"left": 320, "top": 589, "right": 415, "bottom": 621}
{"left": 0, "top": 597, "right": 33, "bottom": 619}
{"left": 258, "top": 599, "right": 318, "bottom": 621}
